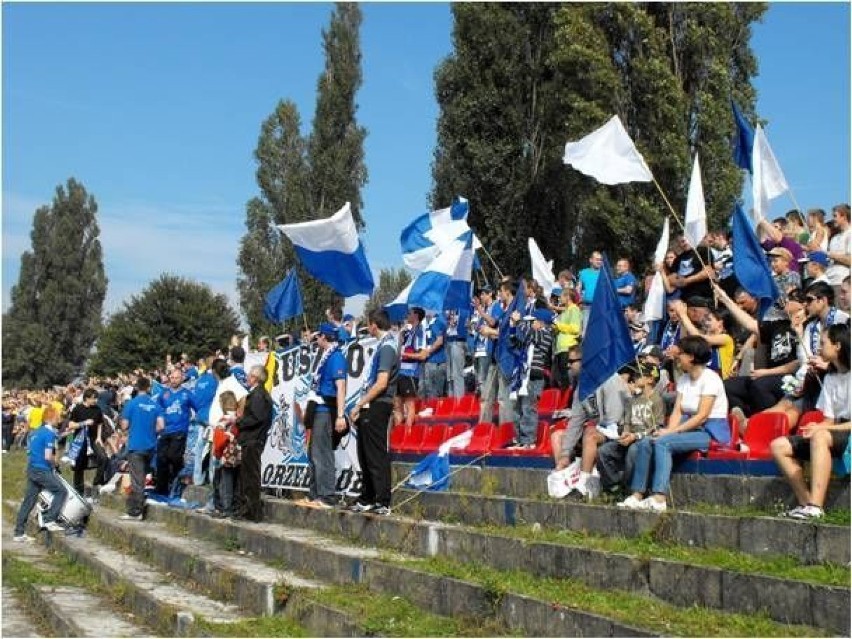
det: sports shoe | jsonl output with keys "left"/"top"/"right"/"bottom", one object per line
{"left": 120, "top": 513, "right": 144, "bottom": 521}
{"left": 348, "top": 501, "right": 374, "bottom": 513}
{"left": 371, "top": 505, "right": 391, "bottom": 516}
{"left": 786, "top": 504, "right": 824, "bottom": 520}
{"left": 13, "top": 534, "right": 34, "bottom": 542}
{"left": 42, "top": 521, "right": 65, "bottom": 532}
{"left": 617, "top": 495, "right": 644, "bottom": 510}
{"left": 638, "top": 496, "right": 668, "bottom": 512}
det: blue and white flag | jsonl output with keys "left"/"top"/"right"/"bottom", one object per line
{"left": 731, "top": 100, "right": 754, "bottom": 174}
{"left": 731, "top": 203, "right": 780, "bottom": 319}
{"left": 385, "top": 232, "right": 475, "bottom": 318}
{"left": 405, "top": 428, "right": 474, "bottom": 491}
{"left": 263, "top": 268, "right": 304, "bottom": 324}
{"left": 751, "top": 125, "right": 789, "bottom": 224}
{"left": 278, "top": 202, "right": 375, "bottom": 297}
{"left": 401, "top": 197, "right": 480, "bottom": 271}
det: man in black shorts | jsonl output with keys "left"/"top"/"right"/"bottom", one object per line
{"left": 394, "top": 307, "right": 428, "bottom": 428}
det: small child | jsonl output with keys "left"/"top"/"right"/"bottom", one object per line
{"left": 596, "top": 364, "right": 665, "bottom": 494}
{"left": 211, "top": 392, "right": 239, "bottom": 517}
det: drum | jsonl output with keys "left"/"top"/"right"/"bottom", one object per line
{"left": 37, "top": 472, "right": 92, "bottom": 527}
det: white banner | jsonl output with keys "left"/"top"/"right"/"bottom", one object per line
{"left": 260, "top": 337, "right": 378, "bottom": 494}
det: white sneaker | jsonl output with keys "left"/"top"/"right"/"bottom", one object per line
{"left": 617, "top": 495, "right": 644, "bottom": 510}
{"left": 638, "top": 496, "right": 667, "bottom": 512}
{"left": 120, "top": 513, "right": 144, "bottom": 521}
{"left": 787, "top": 504, "right": 824, "bottom": 520}
{"left": 43, "top": 521, "right": 65, "bottom": 533}
{"left": 13, "top": 534, "right": 34, "bottom": 542}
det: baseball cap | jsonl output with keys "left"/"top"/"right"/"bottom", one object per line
{"left": 531, "top": 309, "right": 554, "bottom": 324}
{"left": 315, "top": 322, "right": 338, "bottom": 340}
{"left": 767, "top": 246, "right": 793, "bottom": 262}
{"left": 807, "top": 251, "right": 830, "bottom": 267}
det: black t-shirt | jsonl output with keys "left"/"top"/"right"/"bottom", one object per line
{"left": 758, "top": 320, "right": 798, "bottom": 369}
{"left": 69, "top": 404, "right": 104, "bottom": 440}
{"left": 672, "top": 247, "right": 713, "bottom": 300}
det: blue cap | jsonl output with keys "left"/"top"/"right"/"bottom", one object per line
{"left": 808, "top": 251, "right": 830, "bottom": 267}
{"left": 316, "top": 322, "right": 338, "bottom": 339}
{"left": 532, "top": 309, "right": 554, "bottom": 324}
{"left": 343, "top": 314, "right": 355, "bottom": 322}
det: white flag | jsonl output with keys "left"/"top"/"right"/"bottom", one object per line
{"left": 563, "top": 115, "right": 653, "bottom": 185}
{"left": 528, "top": 238, "right": 558, "bottom": 296}
{"left": 751, "top": 124, "right": 789, "bottom": 223}
{"left": 684, "top": 156, "right": 707, "bottom": 248}
{"left": 643, "top": 217, "right": 670, "bottom": 322}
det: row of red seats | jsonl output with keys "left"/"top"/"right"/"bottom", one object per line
{"left": 390, "top": 420, "right": 563, "bottom": 457}
{"left": 696, "top": 410, "right": 825, "bottom": 461}
{"left": 413, "top": 388, "right": 572, "bottom": 423}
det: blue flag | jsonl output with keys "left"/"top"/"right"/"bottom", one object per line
{"left": 264, "top": 269, "right": 304, "bottom": 324}
{"left": 578, "top": 255, "right": 634, "bottom": 401}
{"left": 731, "top": 203, "right": 779, "bottom": 319}
{"left": 731, "top": 100, "right": 754, "bottom": 174}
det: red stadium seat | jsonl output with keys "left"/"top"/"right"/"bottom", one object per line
{"left": 705, "top": 414, "right": 746, "bottom": 460}
{"left": 418, "top": 423, "right": 448, "bottom": 454}
{"left": 490, "top": 422, "right": 516, "bottom": 451}
{"left": 446, "top": 422, "right": 471, "bottom": 440}
{"left": 389, "top": 424, "right": 407, "bottom": 453}
{"left": 461, "top": 423, "right": 499, "bottom": 455}
{"left": 496, "top": 421, "right": 552, "bottom": 457}
{"left": 455, "top": 395, "right": 480, "bottom": 419}
{"left": 434, "top": 397, "right": 456, "bottom": 417}
{"left": 798, "top": 410, "right": 825, "bottom": 429}
{"left": 538, "top": 388, "right": 562, "bottom": 415}
{"left": 743, "top": 412, "right": 790, "bottom": 459}
{"left": 398, "top": 423, "right": 427, "bottom": 454}
{"left": 560, "top": 388, "right": 573, "bottom": 410}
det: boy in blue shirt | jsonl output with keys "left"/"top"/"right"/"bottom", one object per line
{"left": 14, "top": 405, "right": 66, "bottom": 540}
{"left": 121, "top": 377, "right": 164, "bottom": 520}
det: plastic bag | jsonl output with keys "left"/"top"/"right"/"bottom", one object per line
{"left": 547, "top": 459, "right": 581, "bottom": 498}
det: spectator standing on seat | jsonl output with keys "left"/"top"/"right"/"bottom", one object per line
{"left": 233, "top": 365, "right": 273, "bottom": 522}
{"left": 510, "top": 309, "right": 553, "bottom": 449}
{"left": 479, "top": 280, "right": 519, "bottom": 426}
{"left": 577, "top": 251, "right": 603, "bottom": 335}
{"left": 120, "top": 377, "right": 164, "bottom": 521}
{"left": 445, "top": 309, "right": 469, "bottom": 398}
{"left": 552, "top": 288, "right": 581, "bottom": 391}
{"left": 618, "top": 335, "right": 729, "bottom": 512}
{"left": 472, "top": 286, "right": 499, "bottom": 395}
{"left": 771, "top": 324, "right": 850, "bottom": 520}
{"left": 423, "top": 311, "right": 448, "bottom": 399}
{"left": 668, "top": 234, "right": 714, "bottom": 301}
{"left": 350, "top": 310, "right": 399, "bottom": 516}
{"left": 67, "top": 388, "right": 105, "bottom": 495}
{"left": 613, "top": 258, "right": 638, "bottom": 309}
{"left": 396, "top": 307, "right": 428, "bottom": 427}
{"left": 13, "top": 405, "right": 67, "bottom": 540}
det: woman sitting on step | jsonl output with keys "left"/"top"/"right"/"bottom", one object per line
{"left": 618, "top": 335, "right": 730, "bottom": 513}
{"left": 770, "top": 323, "right": 851, "bottom": 520}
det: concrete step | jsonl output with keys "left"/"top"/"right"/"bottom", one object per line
{"left": 1, "top": 587, "right": 45, "bottom": 638}
{"left": 98, "top": 492, "right": 833, "bottom": 638}
{"left": 255, "top": 494, "right": 850, "bottom": 636}
{"left": 4, "top": 499, "right": 249, "bottom": 636}
{"left": 392, "top": 487, "right": 851, "bottom": 566}
{"left": 390, "top": 462, "right": 852, "bottom": 511}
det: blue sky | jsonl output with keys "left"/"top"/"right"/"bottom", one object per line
{"left": 3, "top": 2, "right": 850, "bottom": 325}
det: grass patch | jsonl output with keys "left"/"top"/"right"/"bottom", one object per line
{"left": 394, "top": 555, "right": 827, "bottom": 638}
{"left": 469, "top": 523, "right": 850, "bottom": 588}
{"left": 316, "top": 583, "right": 511, "bottom": 637}
{"left": 195, "top": 615, "right": 308, "bottom": 637}
{"left": 687, "top": 501, "right": 851, "bottom": 526}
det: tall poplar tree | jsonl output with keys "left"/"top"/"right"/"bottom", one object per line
{"left": 3, "top": 178, "right": 107, "bottom": 387}
{"left": 238, "top": 2, "right": 368, "bottom": 330}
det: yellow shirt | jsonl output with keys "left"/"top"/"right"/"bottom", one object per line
{"left": 715, "top": 334, "right": 735, "bottom": 380}
{"left": 28, "top": 406, "right": 44, "bottom": 430}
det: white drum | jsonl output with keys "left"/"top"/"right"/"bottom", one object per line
{"left": 37, "top": 472, "right": 92, "bottom": 527}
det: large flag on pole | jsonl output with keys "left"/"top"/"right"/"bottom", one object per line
{"left": 642, "top": 217, "right": 670, "bottom": 322}
{"left": 731, "top": 100, "right": 754, "bottom": 174}
{"left": 278, "top": 202, "right": 374, "bottom": 297}
{"left": 684, "top": 155, "right": 707, "bottom": 248}
{"left": 385, "top": 232, "right": 474, "bottom": 320}
{"left": 751, "top": 124, "right": 789, "bottom": 224}
{"left": 528, "top": 238, "right": 558, "bottom": 296}
{"left": 400, "top": 197, "right": 480, "bottom": 271}
{"left": 731, "top": 203, "right": 780, "bottom": 319}
{"left": 578, "top": 255, "right": 635, "bottom": 401}
{"left": 263, "top": 269, "right": 304, "bottom": 324}
{"left": 563, "top": 115, "right": 653, "bottom": 185}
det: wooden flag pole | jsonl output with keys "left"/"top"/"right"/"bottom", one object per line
{"left": 478, "top": 244, "right": 504, "bottom": 280}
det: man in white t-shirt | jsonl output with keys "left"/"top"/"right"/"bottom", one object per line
{"left": 825, "top": 203, "right": 851, "bottom": 286}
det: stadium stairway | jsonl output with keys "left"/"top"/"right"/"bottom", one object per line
{"left": 3, "top": 456, "right": 849, "bottom": 637}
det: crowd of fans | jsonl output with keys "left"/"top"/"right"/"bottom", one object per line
{"left": 6, "top": 205, "right": 851, "bottom": 540}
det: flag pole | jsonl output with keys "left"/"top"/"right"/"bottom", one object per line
{"left": 478, "top": 244, "right": 504, "bottom": 280}
{"left": 303, "top": 313, "right": 310, "bottom": 333}
{"left": 650, "top": 175, "right": 712, "bottom": 275}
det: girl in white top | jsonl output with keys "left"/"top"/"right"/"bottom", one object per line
{"left": 619, "top": 336, "right": 729, "bottom": 512}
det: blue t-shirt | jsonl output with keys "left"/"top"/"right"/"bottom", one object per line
{"left": 123, "top": 394, "right": 163, "bottom": 452}
{"left": 189, "top": 372, "right": 218, "bottom": 425}
{"left": 425, "top": 315, "right": 448, "bottom": 364}
{"left": 613, "top": 272, "right": 637, "bottom": 308}
{"left": 315, "top": 349, "right": 347, "bottom": 413}
{"left": 184, "top": 365, "right": 199, "bottom": 381}
{"left": 399, "top": 324, "right": 427, "bottom": 378}
{"left": 578, "top": 267, "right": 601, "bottom": 304}
{"left": 27, "top": 425, "right": 56, "bottom": 472}
{"left": 158, "top": 386, "right": 193, "bottom": 436}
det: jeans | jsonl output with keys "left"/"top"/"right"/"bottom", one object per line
{"left": 219, "top": 467, "right": 237, "bottom": 514}
{"left": 192, "top": 425, "right": 210, "bottom": 486}
{"left": 581, "top": 306, "right": 591, "bottom": 337}
{"left": 479, "top": 364, "right": 514, "bottom": 425}
{"left": 597, "top": 440, "right": 641, "bottom": 491}
{"left": 446, "top": 341, "right": 467, "bottom": 398}
{"left": 474, "top": 356, "right": 490, "bottom": 395}
{"left": 15, "top": 467, "right": 66, "bottom": 535}
{"left": 308, "top": 411, "right": 336, "bottom": 502}
{"left": 629, "top": 431, "right": 710, "bottom": 496}
{"left": 423, "top": 363, "right": 447, "bottom": 399}
{"left": 127, "top": 450, "right": 153, "bottom": 517}
{"left": 514, "top": 378, "right": 544, "bottom": 445}
{"left": 155, "top": 434, "right": 186, "bottom": 496}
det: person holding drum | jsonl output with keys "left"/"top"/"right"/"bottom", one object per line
{"left": 13, "top": 405, "right": 66, "bottom": 541}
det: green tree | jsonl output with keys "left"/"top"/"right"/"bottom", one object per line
{"left": 238, "top": 3, "right": 369, "bottom": 329}
{"left": 2, "top": 179, "right": 107, "bottom": 387}
{"left": 364, "top": 267, "right": 413, "bottom": 317}
{"left": 88, "top": 274, "right": 239, "bottom": 377}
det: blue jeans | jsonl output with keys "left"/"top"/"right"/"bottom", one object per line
{"left": 15, "top": 467, "right": 66, "bottom": 535}
{"left": 629, "top": 430, "right": 710, "bottom": 496}
{"left": 474, "top": 356, "right": 490, "bottom": 395}
{"left": 446, "top": 341, "right": 467, "bottom": 398}
{"left": 423, "top": 363, "right": 447, "bottom": 399}
{"left": 308, "top": 411, "right": 336, "bottom": 502}
{"left": 514, "top": 378, "right": 544, "bottom": 445}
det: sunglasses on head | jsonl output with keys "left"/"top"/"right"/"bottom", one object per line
{"left": 567, "top": 357, "right": 582, "bottom": 363}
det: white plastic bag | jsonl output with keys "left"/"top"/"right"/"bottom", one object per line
{"left": 547, "top": 459, "right": 581, "bottom": 498}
